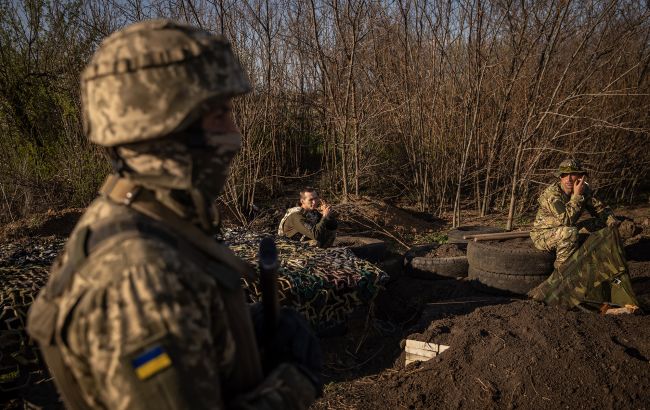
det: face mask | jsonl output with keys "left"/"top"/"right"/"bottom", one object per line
{"left": 116, "top": 140, "right": 193, "bottom": 189}
{"left": 116, "top": 129, "right": 241, "bottom": 202}
{"left": 188, "top": 130, "right": 242, "bottom": 202}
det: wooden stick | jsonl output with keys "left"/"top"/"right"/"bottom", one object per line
{"left": 463, "top": 231, "right": 531, "bottom": 241}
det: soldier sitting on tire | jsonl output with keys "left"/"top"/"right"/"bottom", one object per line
{"left": 530, "top": 159, "right": 618, "bottom": 269}
{"left": 528, "top": 159, "right": 639, "bottom": 313}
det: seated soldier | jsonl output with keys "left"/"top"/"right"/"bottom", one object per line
{"left": 278, "top": 187, "right": 337, "bottom": 248}
{"left": 530, "top": 159, "right": 618, "bottom": 269}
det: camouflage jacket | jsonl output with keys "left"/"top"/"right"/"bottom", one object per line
{"left": 28, "top": 196, "right": 315, "bottom": 410}
{"left": 532, "top": 182, "right": 614, "bottom": 233}
{"left": 281, "top": 209, "right": 337, "bottom": 248}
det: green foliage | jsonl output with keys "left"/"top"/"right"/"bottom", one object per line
{"left": 0, "top": 0, "right": 110, "bottom": 223}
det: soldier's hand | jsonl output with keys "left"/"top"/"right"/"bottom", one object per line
{"left": 574, "top": 176, "right": 586, "bottom": 196}
{"left": 321, "top": 204, "right": 332, "bottom": 217}
{"left": 606, "top": 215, "right": 621, "bottom": 228}
{"left": 251, "top": 305, "right": 323, "bottom": 392}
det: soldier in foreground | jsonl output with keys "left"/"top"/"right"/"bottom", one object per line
{"left": 530, "top": 159, "right": 618, "bottom": 269}
{"left": 27, "top": 20, "right": 321, "bottom": 409}
{"left": 278, "top": 187, "right": 338, "bottom": 248}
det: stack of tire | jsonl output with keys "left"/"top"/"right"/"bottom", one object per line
{"left": 467, "top": 238, "right": 555, "bottom": 295}
{"left": 404, "top": 226, "right": 504, "bottom": 279}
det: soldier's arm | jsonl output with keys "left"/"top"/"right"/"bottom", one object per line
{"left": 544, "top": 192, "right": 584, "bottom": 226}
{"left": 584, "top": 186, "right": 615, "bottom": 223}
{"left": 287, "top": 212, "right": 337, "bottom": 246}
{"left": 64, "top": 262, "right": 228, "bottom": 409}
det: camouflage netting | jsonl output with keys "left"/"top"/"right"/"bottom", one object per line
{"left": 0, "top": 230, "right": 386, "bottom": 392}
{"left": 0, "top": 239, "right": 64, "bottom": 394}
{"left": 222, "top": 228, "right": 389, "bottom": 333}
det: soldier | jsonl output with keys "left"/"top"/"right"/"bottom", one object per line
{"left": 27, "top": 20, "right": 321, "bottom": 409}
{"left": 278, "top": 187, "right": 338, "bottom": 248}
{"left": 530, "top": 159, "right": 618, "bottom": 269}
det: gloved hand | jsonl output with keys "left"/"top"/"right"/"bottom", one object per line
{"left": 250, "top": 304, "right": 323, "bottom": 393}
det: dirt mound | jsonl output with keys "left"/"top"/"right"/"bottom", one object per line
{"left": 222, "top": 196, "right": 444, "bottom": 246}
{"left": 335, "top": 198, "right": 442, "bottom": 236}
{"left": 318, "top": 300, "right": 650, "bottom": 409}
{"left": 0, "top": 209, "right": 83, "bottom": 241}
{"left": 425, "top": 243, "right": 465, "bottom": 258}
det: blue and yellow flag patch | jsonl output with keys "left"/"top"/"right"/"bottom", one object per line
{"left": 131, "top": 345, "right": 172, "bottom": 380}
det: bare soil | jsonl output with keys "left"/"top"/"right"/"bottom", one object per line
{"left": 426, "top": 243, "right": 466, "bottom": 258}
{"left": 0, "top": 208, "right": 83, "bottom": 241}
{"left": 316, "top": 300, "right": 650, "bottom": 410}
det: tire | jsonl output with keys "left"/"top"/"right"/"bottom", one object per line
{"left": 447, "top": 225, "right": 505, "bottom": 244}
{"left": 411, "top": 256, "right": 469, "bottom": 279}
{"left": 378, "top": 255, "right": 404, "bottom": 278}
{"left": 404, "top": 244, "right": 468, "bottom": 279}
{"left": 467, "top": 239, "right": 554, "bottom": 276}
{"left": 468, "top": 266, "right": 549, "bottom": 295}
{"left": 333, "top": 236, "right": 387, "bottom": 262}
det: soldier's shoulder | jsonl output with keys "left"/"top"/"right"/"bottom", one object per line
{"left": 68, "top": 199, "right": 202, "bottom": 283}
{"left": 75, "top": 232, "right": 215, "bottom": 296}
{"left": 540, "top": 182, "right": 562, "bottom": 199}
{"left": 286, "top": 208, "right": 305, "bottom": 221}
{"left": 75, "top": 196, "right": 134, "bottom": 230}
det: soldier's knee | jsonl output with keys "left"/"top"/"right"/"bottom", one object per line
{"left": 558, "top": 227, "right": 578, "bottom": 244}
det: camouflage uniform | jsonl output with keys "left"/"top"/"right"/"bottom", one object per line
{"left": 27, "top": 20, "right": 319, "bottom": 410}
{"left": 530, "top": 160, "right": 616, "bottom": 268}
{"left": 279, "top": 208, "right": 337, "bottom": 248}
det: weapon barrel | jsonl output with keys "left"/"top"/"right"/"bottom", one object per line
{"left": 259, "top": 237, "right": 280, "bottom": 337}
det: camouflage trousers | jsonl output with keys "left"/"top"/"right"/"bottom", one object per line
{"left": 531, "top": 219, "right": 605, "bottom": 269}
{"left": 529, "top": 227, "right": 639, "bottom": 309}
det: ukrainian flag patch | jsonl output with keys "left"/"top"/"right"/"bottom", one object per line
{"left": 131, "top": 345, "right": 172, "bottom": 380}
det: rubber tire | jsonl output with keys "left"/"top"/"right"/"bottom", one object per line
{"left": 333, "top": 236, "right": 387, "bottom": 263}
{"left": 468, "top": 266, "right": 549, "bottom": 295}
{"left": 411, "top": 256, "right": 469, "bottom": 279}
{"left": 404, "top": 244, "right": 468, "bottom": 279}
{"left": 447, "top": 225, "right": 505, "bottom": 244}
{"left": 378, "top": 255, "right": 404, "bottom": 278}
{"left": 467, "top": 239, "right": 554, "bottom": 276}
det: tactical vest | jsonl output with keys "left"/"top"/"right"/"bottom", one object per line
{"left": 27, "top": 175, "right": 263, "bottom": 409}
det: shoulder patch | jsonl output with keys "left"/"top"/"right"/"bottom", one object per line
{"left": 132, "top": 345, "right": 172, "bottom": 380}
{"left": 551, "top": 199, "right": 566, "bottom": 216}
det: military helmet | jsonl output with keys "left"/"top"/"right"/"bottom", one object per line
{"left": 555, "top": 159, "right": 587, "bottom": 177}
{"left": 81, "top": 20, "right": 250, "bottom": 147}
